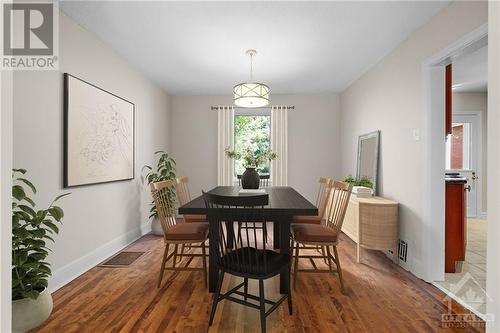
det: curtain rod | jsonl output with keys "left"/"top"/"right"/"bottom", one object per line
{"left": 211, "top": 106, "right": 295, "bottom": 110}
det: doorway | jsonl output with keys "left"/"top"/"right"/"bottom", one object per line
{"left": 436, "top": 43, "right": 488, "bottom": 318}
{"left": 446, "top": 112, "right": 482, "bottom": 218}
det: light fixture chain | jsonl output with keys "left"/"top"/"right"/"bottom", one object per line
{"left": 250, "top": 52, "right": 254, "bottom": 81}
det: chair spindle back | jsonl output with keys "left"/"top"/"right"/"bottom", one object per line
{"left": 151, "top": 180, "right": 178, "bottom": 239}
{"left": 202, "top": 192, "right": 271, "bottom": 276}
{"left": 316, "top": 177, "right": 334, "bottom": 219}
{"left": 260, "top": 174, "right": 270, "bottom": 188}
{"left": 175, "top": 176, "right": 192, "bottom": 206}
{"left": 325, "top": 181, "right": 353, "bottom": 237}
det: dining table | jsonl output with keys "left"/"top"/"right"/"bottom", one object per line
{"left": 178, "top": 186, "right": 318, "bottom": 293}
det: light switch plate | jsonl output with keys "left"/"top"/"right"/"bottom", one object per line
{"left": 412, "top": 128, "right": 420, "bottom": 141}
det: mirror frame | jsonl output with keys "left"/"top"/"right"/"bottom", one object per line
{"left": 356, "top": 130, "right": 380, "bottom": 195}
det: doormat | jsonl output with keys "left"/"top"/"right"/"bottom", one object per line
{"left": 98, "top": 251, "right": 145, "bottom": 268}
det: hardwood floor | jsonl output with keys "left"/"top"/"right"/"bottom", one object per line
{"left": 32, "top": 230, "right": 484, "bottom": 333}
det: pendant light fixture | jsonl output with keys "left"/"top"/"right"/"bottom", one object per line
{"left": 233, "top": 49, "right": 270, "bottom": 108}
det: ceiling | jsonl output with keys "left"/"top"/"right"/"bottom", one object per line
{"left": 61, "top": 1, "right": 450, "bottom": 95}
{"left": 452, "top": 46, "right": 488, "bottom": 93}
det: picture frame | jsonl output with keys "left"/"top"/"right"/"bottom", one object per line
{"left": 63, "top": 73, "right": 135, "bottom": 187}
{"left": 356, "top": 130, "right": 380, "bottom": 195}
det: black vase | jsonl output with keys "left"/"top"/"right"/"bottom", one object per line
{"left": 241, "top": 168, "right": 260, "bottom": 189}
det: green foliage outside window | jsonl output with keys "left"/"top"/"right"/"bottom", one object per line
{"left": 234, "top": 115, "right": 271, "bottom": 175}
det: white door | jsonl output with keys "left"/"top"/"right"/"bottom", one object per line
{"left": 445, "top": 113, "right": 481, "bottom": 218}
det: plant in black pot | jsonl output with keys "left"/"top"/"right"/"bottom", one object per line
{"left": 12, "top": 169, "right": 70, "bottom": 333}
{"left": 142, "top": 151, "right": 176, "bottom": 235}
{"left": 225, "top": 147, "right": 277, "bottom": 189}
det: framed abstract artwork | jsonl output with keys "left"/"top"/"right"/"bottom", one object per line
{"left": 64, "top": 73, "right": 135, "bottom": 187}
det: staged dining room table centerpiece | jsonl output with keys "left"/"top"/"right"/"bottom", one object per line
{"left": 225, "top": 148, "right": 277, "bottom": 189}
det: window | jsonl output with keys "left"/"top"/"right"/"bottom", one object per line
{"left": 446, "top": 122, "right": 471, "bottom": 170}
{"left": 234, "top": 110, "right": 271, "bottom": 177}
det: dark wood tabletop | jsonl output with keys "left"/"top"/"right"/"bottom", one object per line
{"left": 179, "top": 186, "right": 318, "bottom": 293}
{"left": 178, "top": 186, "right": 318, "bottom": 217}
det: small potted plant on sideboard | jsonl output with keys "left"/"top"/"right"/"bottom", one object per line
{"left": 12, "top": 169, "right": 70, "bottom": 333}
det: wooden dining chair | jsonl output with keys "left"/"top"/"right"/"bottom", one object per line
{"left": 236, "top": 174, "right": 270, "bottom": 242}
{"left": 291, "top": 177, "right": 333, "bottom": 224}
{"left": 237, "top": 173, "right": 270, "bottom": 187}
{"left": 176, "top": 176, "right": 207, "bottom": 223}
{"left": 151, "top": 180, "right": 208, "bottom": 288}
{"left": 203, "top": 191, "right": 292, "bottom": 333}
{"left": 291, "top": 180, "right": 352, "bottom": 292}
{"left": 259, "top": 174, "right": 270, "bottom": 187}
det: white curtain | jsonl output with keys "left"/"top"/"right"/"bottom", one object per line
{"left": 271, "top": 105, "right": 288, "bottom": 186}
{"left": 217, "top": 106, "right": 235, "bottom": 186}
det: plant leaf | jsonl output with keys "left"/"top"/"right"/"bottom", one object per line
{"left": 21, "top": 290, "right": 40, "bottom": 300}
{"left": 17, "top": 205, "right": 36, "bottom": 218}
{"left": 17, "top": 178, "right": 37, "bottom": 194}
{"left": 43, "top": 221, "right": 59, "bottom": 234}
{"left": 48, "top": 207, "right": 64, "bottom": 221}
{"left": 53, "top": 193, "right": 71, "bottom": 202}
{"left": 12, "top": 185, "right": 26, "bottom": 201}
{"left": 44, "top": 234, "right": 55, "bottom": 243}
{"left": 23, "top": 196, "right": 35, "bottom": 207}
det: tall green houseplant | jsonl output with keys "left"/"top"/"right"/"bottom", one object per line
{"left": 143, "top": 151, "right": 177, "bottom": 219}
{"left": 12, "top": 169, "right": 70, "bottom": 300}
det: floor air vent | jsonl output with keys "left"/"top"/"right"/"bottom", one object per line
{"left": 398, "top": 240, "right": 408, "bottom": 262}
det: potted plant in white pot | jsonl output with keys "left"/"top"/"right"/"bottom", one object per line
{"left": 225, "top": 147, "right": 277, "bottom": 189}
{"left": 142, "top": 151, "right": 176, "bottom": 235}
{"left": 12, "top": 169, "right": 70, "bottom": 333}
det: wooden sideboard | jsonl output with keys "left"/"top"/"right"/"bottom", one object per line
{"left": 342, "top": 196, "right": 399, "bottom": 263}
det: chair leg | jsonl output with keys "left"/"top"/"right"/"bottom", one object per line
{"left": 293, "top": 240, "right": 300, "bottom": 290}
{"left": 321, "top": 246, "right": 328, "bottom": 265}
{"left": 259, "top": 279, "right": 267, "bottom": 333}
{"left": 326, "top": 245, "right": 333, "bottom": 272}
{"left": 158, "top": 243, "right": 170, "bottom": 288}
{"left": 287, "top": 263, "right": 293, "bottom": 315}
{"left": 201, "top": 241, "right": 207, "bottom": 288}
{"left": 244, "top": 278, "right": 248, "bottom": 301}
{"left": 209, "top": 270, "right": 224, "bottom": 326}
{"left": 333, "top": 246, "right": 345, "bottom": 293}
{"left": 180, "top": 244, "right": 185, "bottom": 261}
{"left": 237, "top": 222, "right": 242, "bottom": 243}
{"left": 263, "top": 222, "right": 268, "bottom": 244}
{"left": 172, "top": 244, "right": 178, "bottom": 268}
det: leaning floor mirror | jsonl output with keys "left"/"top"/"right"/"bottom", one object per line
{"left": 356, "top": 130, "right": 380, "bottom": 195}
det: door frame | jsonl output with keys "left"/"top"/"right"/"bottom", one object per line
{"left": 422, "top": 23, "right": 487, "bottom": 283}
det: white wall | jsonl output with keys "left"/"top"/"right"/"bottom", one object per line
{"left": 453, "top": 92, "right": 488, "bottom": 214}
{"left": 171, "top": 94, "right": 341, "bottom": 203}
{"left": 0, "top": 69, "right": 13, "bottom": 333}
{"left": 487, "top": 1, "right": 500, "bottom": 330}
{"left": 12, "top": 12, "right": 171, "bottom": 291}
{"left": 339, "top": 1, "right": 487, "bottom": 279}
